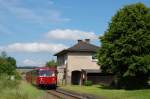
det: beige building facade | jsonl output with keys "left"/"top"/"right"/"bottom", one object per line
{"left": 55, "top": 39, "right": 100, "bottom": 85}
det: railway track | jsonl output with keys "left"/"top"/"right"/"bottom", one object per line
{"left": 47, "top": 89, "right": 89, "bottom": 99}
{"left": 46, "top": 88, "right": 102, "bottom": 99}
{"left": 47, "top": 89, "right": 82, "bottom": 99}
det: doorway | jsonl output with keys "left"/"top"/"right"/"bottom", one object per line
{"left": 71, "top": 71, "right": 81, "bottom": 85}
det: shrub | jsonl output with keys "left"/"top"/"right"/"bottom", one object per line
{"left": 84, "top": 80, "right": 93, "bottom": 86}
{"left": 0, "top": 74, "right": 20, "bottom": 90}
{"left": 14, "top": 71, "right": 22, "bottom": 80}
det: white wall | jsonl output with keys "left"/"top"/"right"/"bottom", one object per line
{"left": 57, "top": 52, "right": 100, "bottom": 84}
{"left": 67, "top": 52, "right": 100, "bottom": 77}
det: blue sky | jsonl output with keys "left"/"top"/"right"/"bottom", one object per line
{"left": 0, "top": 0, "right": 149, "bottom": 66}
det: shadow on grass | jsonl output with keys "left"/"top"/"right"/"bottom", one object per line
{"left": 97, "top": 84, "right": 150, "bottom": 90}
{"left": 97, "top": 85, "right": 116, "bottom": 90}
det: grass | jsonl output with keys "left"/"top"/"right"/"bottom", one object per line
{"left": 0, "top": 81, "right": 44, "bottom": 99}
{"left": 61, "top": 85, "right": 150, "bottom": 99}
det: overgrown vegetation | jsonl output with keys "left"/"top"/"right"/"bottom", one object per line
{"left": 0, "top": 76, "right": 44, "bottom": 99}
{"left": 0, "top": 52, "right": 44, "bottom": 99}
{"left": 97, "top": 3, "right": 150, "bottom": 89}
{"left": 0, "top": 74, "right": 20, "bottom": 91}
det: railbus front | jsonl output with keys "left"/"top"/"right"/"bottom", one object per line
{"left": 26, "top": 67, "right": 57, "bottom": 89}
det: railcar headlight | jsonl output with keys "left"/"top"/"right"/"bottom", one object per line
{"left": 52, "top": 73, "right": 55, "bottom": 77}
{"left": 40, "top": 78, "right": 43, "bottom": 81}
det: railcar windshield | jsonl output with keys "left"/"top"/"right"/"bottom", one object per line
{"left": 39, "top": 70, "right": 55, "bottom": 77}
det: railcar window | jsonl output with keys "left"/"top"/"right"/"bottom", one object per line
{"left": 39, "top": 70, "right": 54, "bottom": 77}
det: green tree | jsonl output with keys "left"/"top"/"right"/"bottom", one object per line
{"left": 0, "top": 52, "right": 16, "bottom": 75}
{"left": 97, "top": 3, "right": 150, "bottom": 89}
{"left": 45, "top": 60, "right": 57, "bottom": 67}
{"left": 7, "top": 57, "right": 16, "bottom": 74}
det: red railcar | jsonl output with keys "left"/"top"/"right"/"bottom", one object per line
{"left": 26, "top": 67, "right": 57, "bottom": 88}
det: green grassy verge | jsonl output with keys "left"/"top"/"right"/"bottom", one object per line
{"left": 0, "top": 81, "right": 44, "bottom": 99}
{"left": 61, "top": 85, "right": 150, "bottom": 99}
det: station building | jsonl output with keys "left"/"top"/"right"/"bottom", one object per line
{"left": 55, "top": 39, "right": 113, "bottom": 85}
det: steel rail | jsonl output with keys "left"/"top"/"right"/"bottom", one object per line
{"left": 47, "top": 90, "right": 84, "bottom": 99}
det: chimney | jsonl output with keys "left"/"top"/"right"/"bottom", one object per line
{"left": 85, "top": 39, "right": 90, "bottom": 43}
{"left": 78, "top": 40, "right": 82, "bottom": 43}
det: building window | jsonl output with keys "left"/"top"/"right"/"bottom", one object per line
{"left": 57, "top": 56, "right": 67, "bottom": 66}
{"left": 92, "top": 54, "right": 98, "bottom": 61}
{"left": 92, "top": 54, "right": 97, "bottom": 59}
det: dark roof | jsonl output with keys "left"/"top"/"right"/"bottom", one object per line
{"left": 54, "top": 40, "right": 99, "bottom": 56}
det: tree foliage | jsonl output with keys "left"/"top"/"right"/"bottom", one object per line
{"left": 97, "top": 3, "right": 150, "bottom": 89}
{"left": 45, "top": 60, "right": 57, "bottom": 67}
{"left": 0, "top": 51, "right": 16, "bottom": 75}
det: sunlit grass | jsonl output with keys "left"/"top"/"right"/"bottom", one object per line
{"left": 0, "top": 81, "right": 44, "bottom": 99}
{"left": 61, "top": 85, "right": 150, "bottom": 99}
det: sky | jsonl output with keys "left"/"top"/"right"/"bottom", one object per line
{"left": 0, "top": 0, "right": 149, "bottom": 66}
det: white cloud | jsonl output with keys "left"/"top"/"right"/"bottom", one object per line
{"left": 0, "top": 42, "right": 68, "bottom": 53}
{"left": 22, "top": 59, "right": 44, "bottom": 66}
{"left": 46, "top": 29, "right": 98, "bottom": 40}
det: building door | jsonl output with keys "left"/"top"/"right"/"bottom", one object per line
{"left": 71, "top": 71, "right": 81, "bottom": 85}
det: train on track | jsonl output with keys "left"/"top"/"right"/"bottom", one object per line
{"left": 26, "top": 67, "right": 57, "bottom": 89}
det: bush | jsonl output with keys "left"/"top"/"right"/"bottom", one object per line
{"left": 84, "top": 80, "right": 93, "bottom": 86}
{"left": 14, "top": 71, "right": 22, "bottom": 80}
{"left": 0, "top": 74, "right": 20, "bottom": 90}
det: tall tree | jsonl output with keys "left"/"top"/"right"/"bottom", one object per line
{"left": 0, "top": 52, "right": 16, "bottom": 75}
{"left": 46, "top": 60, "right": 57, "bottom": 67}
{"left": 97, "top": 3, "right": 150, "bottom": 89}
